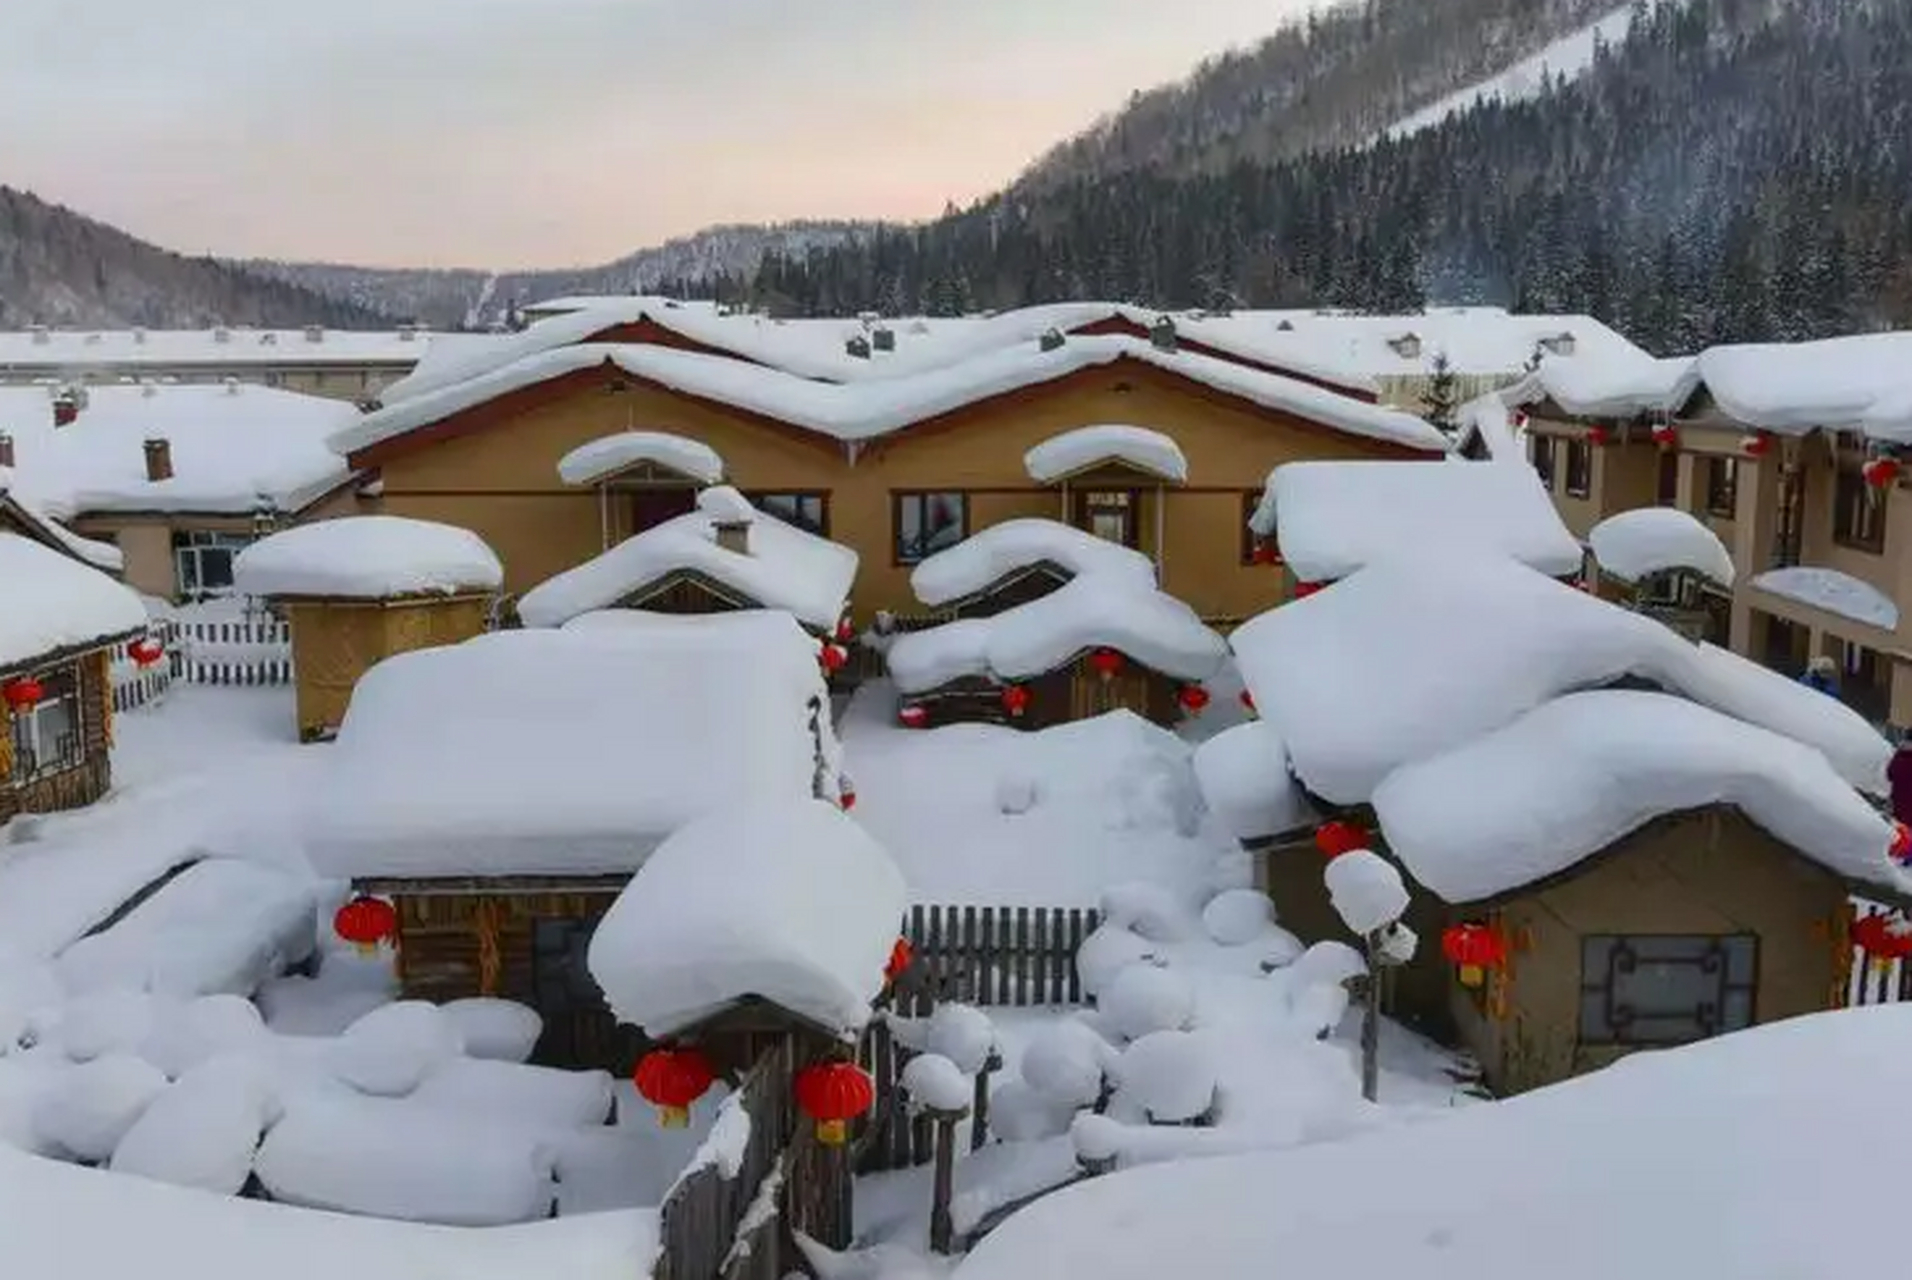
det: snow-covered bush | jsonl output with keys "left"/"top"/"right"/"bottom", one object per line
{"left": 327, "top": 1001, "right": 463, "bottom": 1096}
{"left": 1099, "top": 882, "right": 1199, "bottom": 943}
{"left": 1112, "top": 1030, "right": 1218, "bottom": 1125}
{"left": 0, "top": 963, "right": 61, "bottom": 1053}
{"left": 56, "top": 990, "right": 166, "bottom": 1063}
{"left": 1019, "top": 1019, "right": 1115, "bottom": 1111}
{"left": 138, "top": 994, "right": 268, "bottom": 1079}
{"left": 1323, "top": 850, "right": 1410, "bottom": 937}
{"left": 1201, "top": 888, "right": 1276, "bottom": 945}
{"left": 1075, "top": 923, "right": 1158, "bottom": 998}
{"left": 1285, "top": 942, "right": 1367, "bottom": 1040}
{"left": 35, "top": 1053, "right": 169, "bottom": 1161}
{"left": 888, "top": 1002, "right": 998, "bottom": 1076}
{"left": 109, "top": 1053, "right": 276, "bottom": 1193}
{"left": 986, "top": 1080, "right": 1078, "bottom": 1142}
{"left": 901, "top": 1053, "right": 972, "bottom": 1114}
{"left": 441, "top": 998, "right": 543, "bottom": 1064}
{"left": 1101, "top": 963, "right": 1196, "bottom": 1042}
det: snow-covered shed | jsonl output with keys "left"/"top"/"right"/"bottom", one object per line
{"left": 1249, "top": 460, "right": 1584, "bottom": 584}
{"left": 516, "top": 485, "right": 857, "bottom": 634}
{"left": 1586, "top": 508, "right": 1735, "bottom": 640}
{"left": 233, "top": 516, "right": 504, "bottom": 742}
{"left": 303, "top": 618, "right": 843, "bottom": 1068}
{"left": 1226, "top": 554, "right": 1908, "bottom": 1093}
{"left": 886, "top": 574, "right": 1227, "bottom": 731}
{"left": 1, "top": 517, "right": 148, "bottom": 827}
{"left": 907, "top": 517, "right": 1157, "bottom": 619}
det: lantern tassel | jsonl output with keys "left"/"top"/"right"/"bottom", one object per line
{"left": 1458, "top": 964, "right": 1484, "bottom": 989}
{"left": 816, "top": 1118, "right": 849, "bottom": 1147}
{"left": 659, "top": 1105, "right": 690, "bottom": 1130}
{"left": 353, "top": 941, "right": 377, "bottom": 958}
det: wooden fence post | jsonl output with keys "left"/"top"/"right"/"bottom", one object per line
{"left": 927, "top": 1107, "right": 968, "bottom": 1256}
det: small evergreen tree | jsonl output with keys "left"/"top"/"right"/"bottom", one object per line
{"left": 1424, "top": 349, "right": 1460, "bottom": 433}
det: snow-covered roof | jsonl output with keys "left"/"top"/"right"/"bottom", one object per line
{"left": 1696, "top": 332, "right": 1912, "bottom": 435}
{"left": 1229, "top": 555, "right": 1892, "bottom": 804}
{"left": 0, "top": 531, "right": 148, "bottom": 671}
{"left": 0, "top": 485, "right": 123, "bottom": 572}
{"left": 1502, "top": 354, "right": 1701, "bottom": 420}
{"left": 1199, "top": 306, "right": 1653, "bottom": 379}
{"left": 232, "top": 517, "right": 504, "bottom": 600}
{"left": 909, "top": 518, "right": 1157, "bottom": 608}
{"left": 332, "top": 337, "right": 1450, "bottom": 460}
{"left": 1589, "top": 508, "right": 1735, "bottom": 587}
{"left": 516, "top": 486, "right": 856, "bottom": 631}
{"left": 887, "top": 575, "right": 1228, "bottom": 694}
{"left": 1024, "top": 425, "right": 1188, "bottom": 484}
{"left": 1453, "top": 393, "right": 1522, "bottom": 461}
{"left": 955, "top": 1004, "right": 1912, "bottom": 1280}
{"left": 304, "top": 619, "right": 838, "bottom": 880}
{"left": 1253, "top": 460, "right": 1583, "bottom": 580}
{"left": 587, "top": 799, "right": 907, "bottom": 1040}
{"left": 0, "top": 326, "right": 430, "bottom": 371}
{"left": 555, "top": 431, "right": 725, "bottom": 487}
{"left": 1191, "top": 721, "right": 1314, "bottom": 842}
{"left": 0, "top": 382, "right": 358, "bottom": 518}
{"left": 1374, "top": 690, "right": 1910, "bottom": 903}
{"left": 1748, "top": 566, "right": 1900, "bottom": 633}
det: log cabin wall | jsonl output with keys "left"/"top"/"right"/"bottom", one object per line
{"left": 1, "top": 649, "right": 114, "bottom": 826}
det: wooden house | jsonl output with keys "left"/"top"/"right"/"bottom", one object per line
{"left": 1586, "top": 507, "right": 1736, "bottom": 642}
{"left": 0, "top": 493, "right": 149, "bottom": 826}
{"left": 303, "top": 616, "right": 845, "bottom": 1071}
{"left": 903, "top": 516, "right": 1159, "bottom": 622}
{"left": 232, "top": 516, "right": 504, "bottom": 742}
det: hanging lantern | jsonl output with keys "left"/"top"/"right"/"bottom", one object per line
{"left": 835, "top": 616, "right": 856, "bottom": 643}
{"left": 1586, "top": 425, "right": 1610, "bottom": 447}
{"left": 332, "top": 895, "right": 397, "bottom": 956}
{"left": 1891, "top": 821, "right": 1912, "bottom": 869}
{"left": 3, "top": 677, "right": 45, "bottom": 712}
{"left": 1177, "top": 684, "right": 1211, "bottom": 714}
{"left": 839, "top": 779, "right": 857, "bottom": 811}
{"left": 1852, "top": 913, "right": 1912, "bottom": 973}
{"left": 1441, "top": 924, "right": 1507, "bottom": 988}
{"left": 1000, "top": 684, "right": 1031, "bottom": 718}
{"left": 1863, "top": 457, "right": 1900, "bottom": 490}
{"left": 1743, "top": 432, "right": 1773, "bottom": 458}
{"left": 128, "top": 638, "right": 165, "bottom": 667}
{"left": 1251, "top": 542, "right": 1279, "bottom": 566}
{"left": 634, "top": 1047, "right": 717, "bottom": 1129}
{"left": 1088, "top": 649, "right": 1124, "bottom": 681}
{"left": 1239, "top": 689, "right": 1256, "bottom": 714}
{"left": 1512, "top": 410, "right": 1530, "bottom": 431}
{"left": 1292, "top": 581, "right": 1324, "bottom": 600}
{"left": 1313, "top": 820, "right": 1368, "bottom": 860}
{"left": 884, "top": 937, "right": 914, "bottom": 985}
{"left": 898, "top": 704, "right": 929, "bottom": 729}
{"left": 819, "top": 643, "right": 850, "bottom": 675}
{"left": 1651, "top": 424, "right": 1678, "bottom": 449}
{"left": 793, "top": 1060, "right": 875, "bottom": 1147}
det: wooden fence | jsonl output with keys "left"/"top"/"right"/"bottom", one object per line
{"left": 108, "top": 617, "right": 292, "bottom": 713}
{"left": 109, "top": 623, "right": 180, "bottom": 714}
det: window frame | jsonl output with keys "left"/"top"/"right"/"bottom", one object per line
{"left": 1832, "top": 465, "right": 1886, "bottom": 554}
{"left": 1529, "top": 435, "right": 1556, "bottom": 491}
{"left": 171, "top": 530, "right": 252, "bottom": 599}
{"left": 1241, "top": 492, "right": 1281, "bottom": 566}
{"left": 8, "top": 663, "right": 86, "bottom": 782}
{"left": 1703, "top": 457, "right": 1739, "bottom": 519}
{"left": 891, "top": 491, "right": 970, "bottom": 566}
{"left": 1578, "top": 933, "right": 1758, "bottom": 1048}
{"left": 743, "top": 490, "right": 831, "bottom": 538}
{"left": 1563, "top": 438, "right": 1593, "bottom": 499}
{"left": 1073, "top": 488, "right": 1138, "bottom": 549}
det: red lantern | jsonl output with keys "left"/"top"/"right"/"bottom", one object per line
{"left": 129, "top": 638, "right": 165, "bottom": 667}
{"left": 1251, "top": 542, "right": 1279, "bottom": 566}
{"left": 333, "top": 896, "right": 397, "bottom": 956}
{"left": 884, "top": 937, "right": 913, "bottom": 985}
{"left": 1177, "top": 684, "right": 1211, "bottom": 714}
{"left": 1313, "top": 820, "right": 1367, "bottom": 860}
{"left": 1292, "top": 581, "right": 1323, "bottom": 600}
{"left": 3, "top": 677, "right": 45, "bottom": 712}
{"left": 1441, "top": 924, "right": 1507, "bottom": 988}
{"left": 1891, "top": 822, "right": 1912, "bottom": 868}
{"left": 1239, "top": 688, "right": 1256, "bottom": 714}
{"left": 793, "top": 1061, "right": 874, "bottom": 1146}
{"left": 1512, "top": 410, "right": 1530, "bottom": 431}
{"left": 835, "top": 616, "right": 856, "bottom": 643}
{"left": 819, "top": 643, "right": 850, "bottom": 674}
{"left": 1000, "top": 684, "right": 1031, "bottom": 718}
{"left": 839, "top": 784, "right": 857, "bottom": 812}
{"left": 635, "top": 1047, "right": 717, "bottom": 1129}
{"left": 1852, "top": 913, "right": 1912, "bottom": 973}
{"left": 1088, "top": 649, "right": 1124, "bottom": 681}
{"left": 898, "top": 704, "right": 929, "bottom": 729}
{"left": 1586, "top": 426, "right": 1610, "bottom": 447}
{"left": 1863, "top": 457, "right": 1899, "bottom": 490}
{"left": 1743, "top": 432, "right": 1772, "bottom": 458}
{"left": 1651, "top": 424, "right": 1678, "bottom": 449}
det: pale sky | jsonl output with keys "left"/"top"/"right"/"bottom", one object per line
{"left": 0, "top": 0, "right": 1314, "bottom": 270}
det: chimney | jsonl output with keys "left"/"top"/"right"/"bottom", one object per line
{"left": 713, "top": 517, "right": 752, "bottom": 555}
{"left": 143, "top": 438, "right": 174, "bottom": 483}
{"left": 52, "top": 394, "right": 78, "bottom": 428}
{"left": 29, "top": 325, "right": 49, "bottom": 345}
{"left": 1149, "top": 315, "right": 1179, "bottom": 352}
{"left": 845, "top": 335, "right": 871, "bottom": 360}
{"left": 1039, "top": 327, "right": 1066, "bottom": 352}
{"left": 0, "top": 433, "right": 13, "bottom": 468}
{"left": 872, "top": 326, "right": 896, "bottom": 352}
{"left": 212, "top": 326, "right": 232, "bottom": 344}
{"left": 304, "top": 325, "right": 325, "bottom": 343}
{"left": 1388, "top": 333, "right": 1423, "bottom": 360}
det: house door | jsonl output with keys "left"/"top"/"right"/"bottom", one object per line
{"left": 1071, "top": 490, "right": 1138, "bottom": 548}
{"left": 1070, "top": 664, "right": 1152, "bottom": 722}
{"left": 530, "top": 915, "right": 639, "bottom": 1073}
{"left": 628, "top": 487, "right": 698, "bottom": 535}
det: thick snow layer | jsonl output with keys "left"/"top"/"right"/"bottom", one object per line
{"left": 34, "top": 1053, "right": 168, "bottom": 1162}
{"left": 1111, "top": 1030, "right": 1217, "bottom": 1124}
{"left": 919, "top": 1004, "right": 999, "bottom": 1076}
{"left": 901, "top": 1054, "right": 972, "bottom": 1113}
{"left": 1699, "top": 332, "right": 1912, "bottom": 435}
{"left": 441, "top": 999, "right": 544, "bottom": 1064}
{"left": 1589, "top": 508, "right": 1735, "bottom": 587}
{"left": 1201, "top": 889, "right": 1277, "bottom": 945}
{"left": 1230, "top": 554, "right": 1892, "bottom": 803}
{"left": 108, "top": 1054, "right": 274, "bottom": 1194}
{"left": 517, "top": 485, "right": 857, "bottom": 631}
{"left": 1075, "top": 924, "right": 1163, "bottom": 1000}
{"left": 1205, "top": 306, "right": 1649, "bottom": 381}
{"left": 1502, "top": 354, "right": 1701, "bottom": 420}
{"left": 588, "top": 799, "right": 907, "bottom": 1040}
{"left": 1023, "top": 424, "right": 1188, "bottom": 484}
{"left": 56, "top": 859, "right": 316, "bottom": 1001}
{"left": 326, "top": 1002, "right": 465, "bottom": 1098}
{"left": 1098, "top": 882, "right": 1201, "bottom": 944}
{"left": 0, "top": 531, "right": 146, "bottom": 670}
{"left": 1322, "top": 851, "right": 1411, "bottom": 935}
{"left": 956, "top": 1006, "right": 1912, "bottom": 1280}
{"left": 908, "top": 518, "right": 1157, "bottom": 608}
{"left": 134, "top": 995, "right": 269, "bottom": 1081}
{"left": 233, "top": 516, "right": 503, "bottom": 599}
{"left": 1019, "top": 1020, "right": 1116, "bottom": 1110}
{"left": 0, "top": 382, "right": 357, "bottom": 518}
{"left": 306, "top": 619, "right": 836, "bottom": 879}
{"left": 408, "top": 1058, "right": 615, "bottom": 1130}
{"left": 255, "top": 1094, "right": 558, "bottom": 1226}
{"left": 1380, "top": 6, "right": 1635, "bottom": 141}
{"left": 1192, "top": 721, "right": 1312, "bottom": 842}
{"left": 556, "top": 431, "right": 725, "bottom": 487}
{"left": 1748, "top": 565, "right": 1899, "bottom": 633}
{"left": 1254, "top": 460, "right": 1583, "bottom": 579}
{"left": 1101, "top": 965, "right": 1196, "bottom": 1041}
{"left": 1373, "top": 690, "right": 1909, "bottom": 902}
{"left": 886, "top": 575, "right": 1226, "bottom": 693}
{"left": 332, "top": 335, "right": 1449, "bottom": 459}
{"left": 1454, "top": 394, "right": 1521, "bottom": 461}
{"left": 0, "top": 486, "right": 124, "bottom": 570}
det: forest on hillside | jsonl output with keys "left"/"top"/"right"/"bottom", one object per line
{"left": 729, "top": 0, "right": 1912, "bottom": 355}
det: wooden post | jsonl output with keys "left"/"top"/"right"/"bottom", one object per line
{"left": 970, "top": 1049, "right": 1001, "bottom": 1153}
{"left": 928, "top": 1107, "right": 968, "bottom": 1255}
{"left": 1361, "top": 931, "right": 1381, "bottom": 1103}
{"left": 1154, "top": 481, "right": 1166, "bottom": 585}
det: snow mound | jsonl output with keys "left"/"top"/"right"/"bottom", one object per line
{"left": 1589, "top": 508, "right": 1734, "bottom": 587}
{"left": 57, "top": 991, "right": 165, "bottom": 1064}
{"left": 1113, "top": 1030, "right": 1218, "bottom": 1124}
{"left": 1102, "top": 965, "right": 1196, "bottom": 1041}
{"left": 1024, "top": 424, "right": 1189, "bottom": 484}
{"left": 923, "top": 1004, "right": 997, "bottom": 1076}
{"left": 1699, "top": 332, "right": 1912, "bottom": 434}
{"left": 901, "top": 1054, "right": 972, "bottom": 1113}
{"left": 1504, "top": 353, "right": 1700, "bottom": 421}
{"left": 0, "top": 532, "right": 147, "bottom": 671}
{"left": 35, "top": 1053, "right": 169, "bottom": 1162}
{"left": 1098, "top": 882, "right": 1199, "bottom": 944}
{"left": 0, "top": 964, "right": 61, "bottom": 1054}
{"left": 109, "top": 1054, "right": 275, "bottom": 1194}
{"left": 441, "top": 999, "right": 544, "bottom": 1064}
{"left": 556, "top": 431, "right": 724, "bottom": 487}
{"left": 408, "top": 1058, "right": 615, "bottom": 1129}
{"left": 233, "top": 516, "right": 503, "bottom": 599}
{"left": 994, "top": 772, "right": 1039, "bottom": 815}
{"left": 327, "top": 1002, "right": 464, "bottom": 1097}
{"left": 1202, "top": 890, "right": 1277, "bottom": 945}
{"left": 1192, "top": 721, "right": 1312, "bottom": 842}
{"left": 1020, "top": 1020, "right": 1115, "bottom": 1110}
{"left": 1074, "top": 925, "right": 1160, "bottom": 999}
{"left": 909, "top": 518, "right": 1157, "bottom": 608}
{"left": 589, "top": 799, "right": 907, "bottom": 1040}
{"left": 987, "top": 1081, "right": 1077, "bottom": 1142}
{"left": 136, "top": 994, "right": 268, "bottom": 1080}
{"left": 1749, "top": 566, "right": 1899, "bottom": 633}
{"left": 1322, "top": 850, "right": 1410, "bottom": 935}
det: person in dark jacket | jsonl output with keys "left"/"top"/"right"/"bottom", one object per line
{"left": 1890, "top": 734, "right": 1912, "bottom": 827}
{"left": 1799, "top": 655, "right": 1839, "bottom": 696}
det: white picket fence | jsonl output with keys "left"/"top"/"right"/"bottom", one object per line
{"left": 110, "top": 615, "right": 294, "bottom": 713}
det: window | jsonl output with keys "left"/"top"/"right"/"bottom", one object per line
{"left": 1564, "top": 439, "right": 1592, "bottom": 498}
{"left": 8, "top": 665, "right": 84, "bottom": 781}
{"left": 1656, "top": 450, "right": 1679, "bottom": 506}
{"left": 892, "top": 492, "right": 968, "bottom": 564}
{"left": 171, "top": 531, "right": 253, "bottom": 599}
{"left": 1074, "top": 490, "right": 1136, "bottom": 548}
{"left": 745, "top": 491, "right": 830, "bottom": 537}
{"left": 1241, "top": 492, "right": 1280, "bottom": 565}
{"left": 1833, "top": 465, "right": 1886, "bottom": 553}
{"left": 1703, "top": 457, "right": 1738, "bottom": 518}
{"left": 1579, "top": 934, "right": 1757, "bottom": 1046}
{"left": 1529, "top": 436, "right": 1556, "bottom": 490}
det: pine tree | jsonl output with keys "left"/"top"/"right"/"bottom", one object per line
{"left": 1424, "top": 350, "right": 1460, "bottom": 433}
